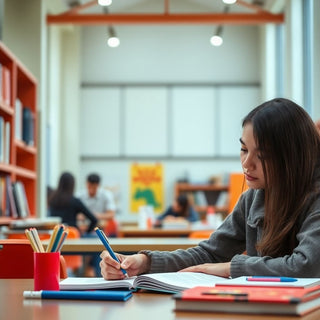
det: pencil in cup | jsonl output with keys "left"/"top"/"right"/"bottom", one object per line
{"left": 25, "top": 228, "right": 45, "bottom": 252}
{"left": 46, "top": 224, "right": 68, "bottom": 252}
{"left": 94, "top": 227, "right": 128, "bottom": 277}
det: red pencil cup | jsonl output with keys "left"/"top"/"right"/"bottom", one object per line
{"left": 34, "top": 252, "right": 60, "bottom": 291}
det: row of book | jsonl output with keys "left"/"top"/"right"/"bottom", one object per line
{"left": 0, "top": 63, "right": 11, "bottom": 106}
{"left": 0, "top": 176, "right": 30, "bottom": 218}
{"left": 188, "top": 190, "right": 229, "bottom": 208}
{"left": 0, "top": 116, "right": 10, "bottom": 163}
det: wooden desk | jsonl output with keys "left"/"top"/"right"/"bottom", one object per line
{"left": 53, "top": 237, "right": 204, "bottom": 254}
{"left": 2, "top": 279, "right": 320, "bottom": 320}
{"left": 118, "top": 226, "right": 213, "bottom": 238}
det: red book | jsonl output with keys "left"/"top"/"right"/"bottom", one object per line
{"left": 174, "top": 285, "right": 320, "bottom": 316}
{"left": 1, "top": 66, "right": 11, "bottom": 106}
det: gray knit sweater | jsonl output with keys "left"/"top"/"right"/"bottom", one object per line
{"left": 141, "top": 189, "right": 320, "bottom": 278}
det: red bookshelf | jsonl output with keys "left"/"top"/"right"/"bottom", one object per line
{"left": 0, "top": 41, "right": 37, "bottom": 220}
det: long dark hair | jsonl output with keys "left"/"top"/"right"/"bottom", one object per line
{"left": 242, "top": 98, "right": 320, "bottom": 257}
{"left": 49, "top": 172, "right": 75, "bottom": 208}
{"left": 176, "top": 194, "right": 190, "bottom": 218}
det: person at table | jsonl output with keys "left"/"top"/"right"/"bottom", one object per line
{"left": 154, "top": 194, "right": 199, "bottom": 227}
{"left": 78, "top": 173, "right": 117, "bottom": 276}
{"left": 99, "top": 98, "right": 320, "bottom": 279}
{"left": 78, "top": 173, "right": 117, "bottom": 237}
{"left": 48, "top": 171, "right": 97, "bottom": 234}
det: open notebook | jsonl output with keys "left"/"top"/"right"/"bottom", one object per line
{"left": 60, "top": 273, "right": 320, "bottom": 294}
{"left": 59, "top": 272, "right": 226, "bottom": 294}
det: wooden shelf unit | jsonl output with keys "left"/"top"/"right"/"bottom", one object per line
{"left": 174, "top": 183, "right": 229, "bottom": 217}
{"left": 0, "top": 41, "right": 37, "bottom": 219}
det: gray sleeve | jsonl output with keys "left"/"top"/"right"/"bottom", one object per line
{"left": 140, "top": 194, "right": 248, "bottom": 273}
{"left": 230, "top": 210, "right": 320, "bottom": 278}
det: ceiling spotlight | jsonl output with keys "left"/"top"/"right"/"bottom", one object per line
{"left": 222, "top": 0, "right": 237, "bottom": 4}
{"left": 98, "top": 0, "right": 112, "bottom": 6}
{"left": 210, "top": 35, "right": 223, "bottom": 46}
{"left": 210, "top": 24, "right": 224, "bottom": 46}
{"left": 107, "top": 26, "right": 120, "bottom": 47}
{"left": 107, "top": 36, "right": 120, "bottom": 48}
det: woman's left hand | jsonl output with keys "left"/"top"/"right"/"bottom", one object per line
{"left": 179, "top": 262, "right": 231, "bottom": 278}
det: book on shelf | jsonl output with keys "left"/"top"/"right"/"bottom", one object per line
{"left": 0, "top": 116, "right": 4, "bottom": 162}
{"left": 14, "top": 98, "right": 22, "bottom": 140}
{"left": 215, "top": 191, "right": 229, "bottom": 208}
{"left": 174, "top": 285, "right": 320, "bottom": 316}
{"left": 194, "top": 191, "right": 208, "bottom": 206}
{"left": 5, "top": 175, "right": 18, "bottom": 218}
{"left": 0, "top": 64, "right": 11, "bottom": 105}
{"left": 4, "top": 121, "right": 10, "bottom": 163}
{"left": 59, "top": 272, "right": 226, "bottom": 294}
{"left": 0, "top": 175, "right": 6, "bottom": 216}
{"left": 0, "top": 117, "right": 11, "bottom": 164}
{"left": 22, "top": 106, "right": 34, "bottom": 146}
{"left": 12, "top": 181, "right": 30, "bottom": 218}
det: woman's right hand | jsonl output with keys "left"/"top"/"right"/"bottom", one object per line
{"left": 99, "top": 251, "right": 150, "bottom": 280}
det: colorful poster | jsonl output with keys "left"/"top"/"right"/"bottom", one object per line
{"left": 130, "top": 163, "right": 164, "bottom": 214}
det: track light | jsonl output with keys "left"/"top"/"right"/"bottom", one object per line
{"left": 107, "top": 26, "right": 120, "bottom": 47}
{"left": 98, "top": 0, "right": 112, "bottom": 6}
{"left": 210, "top": 25, "right": 223, "bottom": 46}
{"left": 210, "top": 6, "right": 229, "bottom": 47}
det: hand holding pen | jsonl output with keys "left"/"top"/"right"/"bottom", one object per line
{"left": 95, "top": 227, "right": 128, "bottom": 278}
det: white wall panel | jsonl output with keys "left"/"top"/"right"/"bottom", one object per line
{"left": 218, "top": 86, "right": 261, "bottom": 156}
{"left": 124, "top": 87, "right": 168, "bottom": 156}
{"left": 80, "top": 88, "right": 121, "bottom": 156}
{"left": 171, "top": 87, "right": 216, "bottom": 156}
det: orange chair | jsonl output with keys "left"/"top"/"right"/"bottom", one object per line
{"left": 0, "top": 239, "right": 67, "bottom": 279}
{"left": 62, "top": 226, "right": 83, "bottom": 275}
{"left": 188, "top": 230, "right": 213, "bottom": 239}
{"left": 228, "top": 173, "right": 249, "bottom": 213}
{"left": 104, "top": 218, "right": 119, "bottom": 237}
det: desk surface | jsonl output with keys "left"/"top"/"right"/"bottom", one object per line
{"left": 118, "top": 226, "right": 213, "bottom": 238}
{"left": 55, "top": 237, "right": 204, "bottom": 254}
{"left": 2, "top": 279, "right": 320, "bottom": 320}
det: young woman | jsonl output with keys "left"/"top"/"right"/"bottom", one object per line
{"left": 48, "top": 172, "right": 97, "bottom": 234}
{"left": 100, "top": 98, "right": 320, "bottom": 279}
{"left": 154, "top": 194, "right": 199, "bottom": 226}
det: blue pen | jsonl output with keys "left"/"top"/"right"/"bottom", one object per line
{"left": 246, "top": 276, "right": 297, "bottom": 282}
{"left": 23, "top": 290, "right": 132, "bottom": 301}
{"left": 95, "top": 227, "right": 128, "bottom": 277}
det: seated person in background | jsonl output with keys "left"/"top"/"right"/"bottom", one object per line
{"left": 48, "top": 172, "right": 97, "bottom": 235}
{"left": 78, "top": 173, "right": 117, "bottom": 277}
{"left": 154, "top": 194, "right": 199, "bottom": 227}
{"left": 79, "top": 173, "right": 117, "bottom": 237}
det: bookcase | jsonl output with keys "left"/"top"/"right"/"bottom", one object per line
{"left": 174, "top": 183, "right": 229, "bottom": 219}
{"left": 0, "top": 42, "right": 37, "bottom": 222}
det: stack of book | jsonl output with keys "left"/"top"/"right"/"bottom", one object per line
{"left": 174, "top": 276, "right": 320, "bottom": 316}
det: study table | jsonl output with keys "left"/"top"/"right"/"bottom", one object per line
{"left": 118, "top": 226, "right": 213, "bottom": 238}
{"left": 2, "top": 279, "right": 320, "bottom": 320}
{"left": 47, "top": 237, "right": 204, "bottom": 255}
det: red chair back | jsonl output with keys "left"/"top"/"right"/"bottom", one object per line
{"left": 0, "top": 239, "right": 34, "bottom": 278}
{"left": 0, "top": 239, "right": 67, "bottom": 279}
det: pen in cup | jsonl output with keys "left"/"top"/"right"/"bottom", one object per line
{"left": 95, "top": 227, "right": 128, "bottom": 277}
